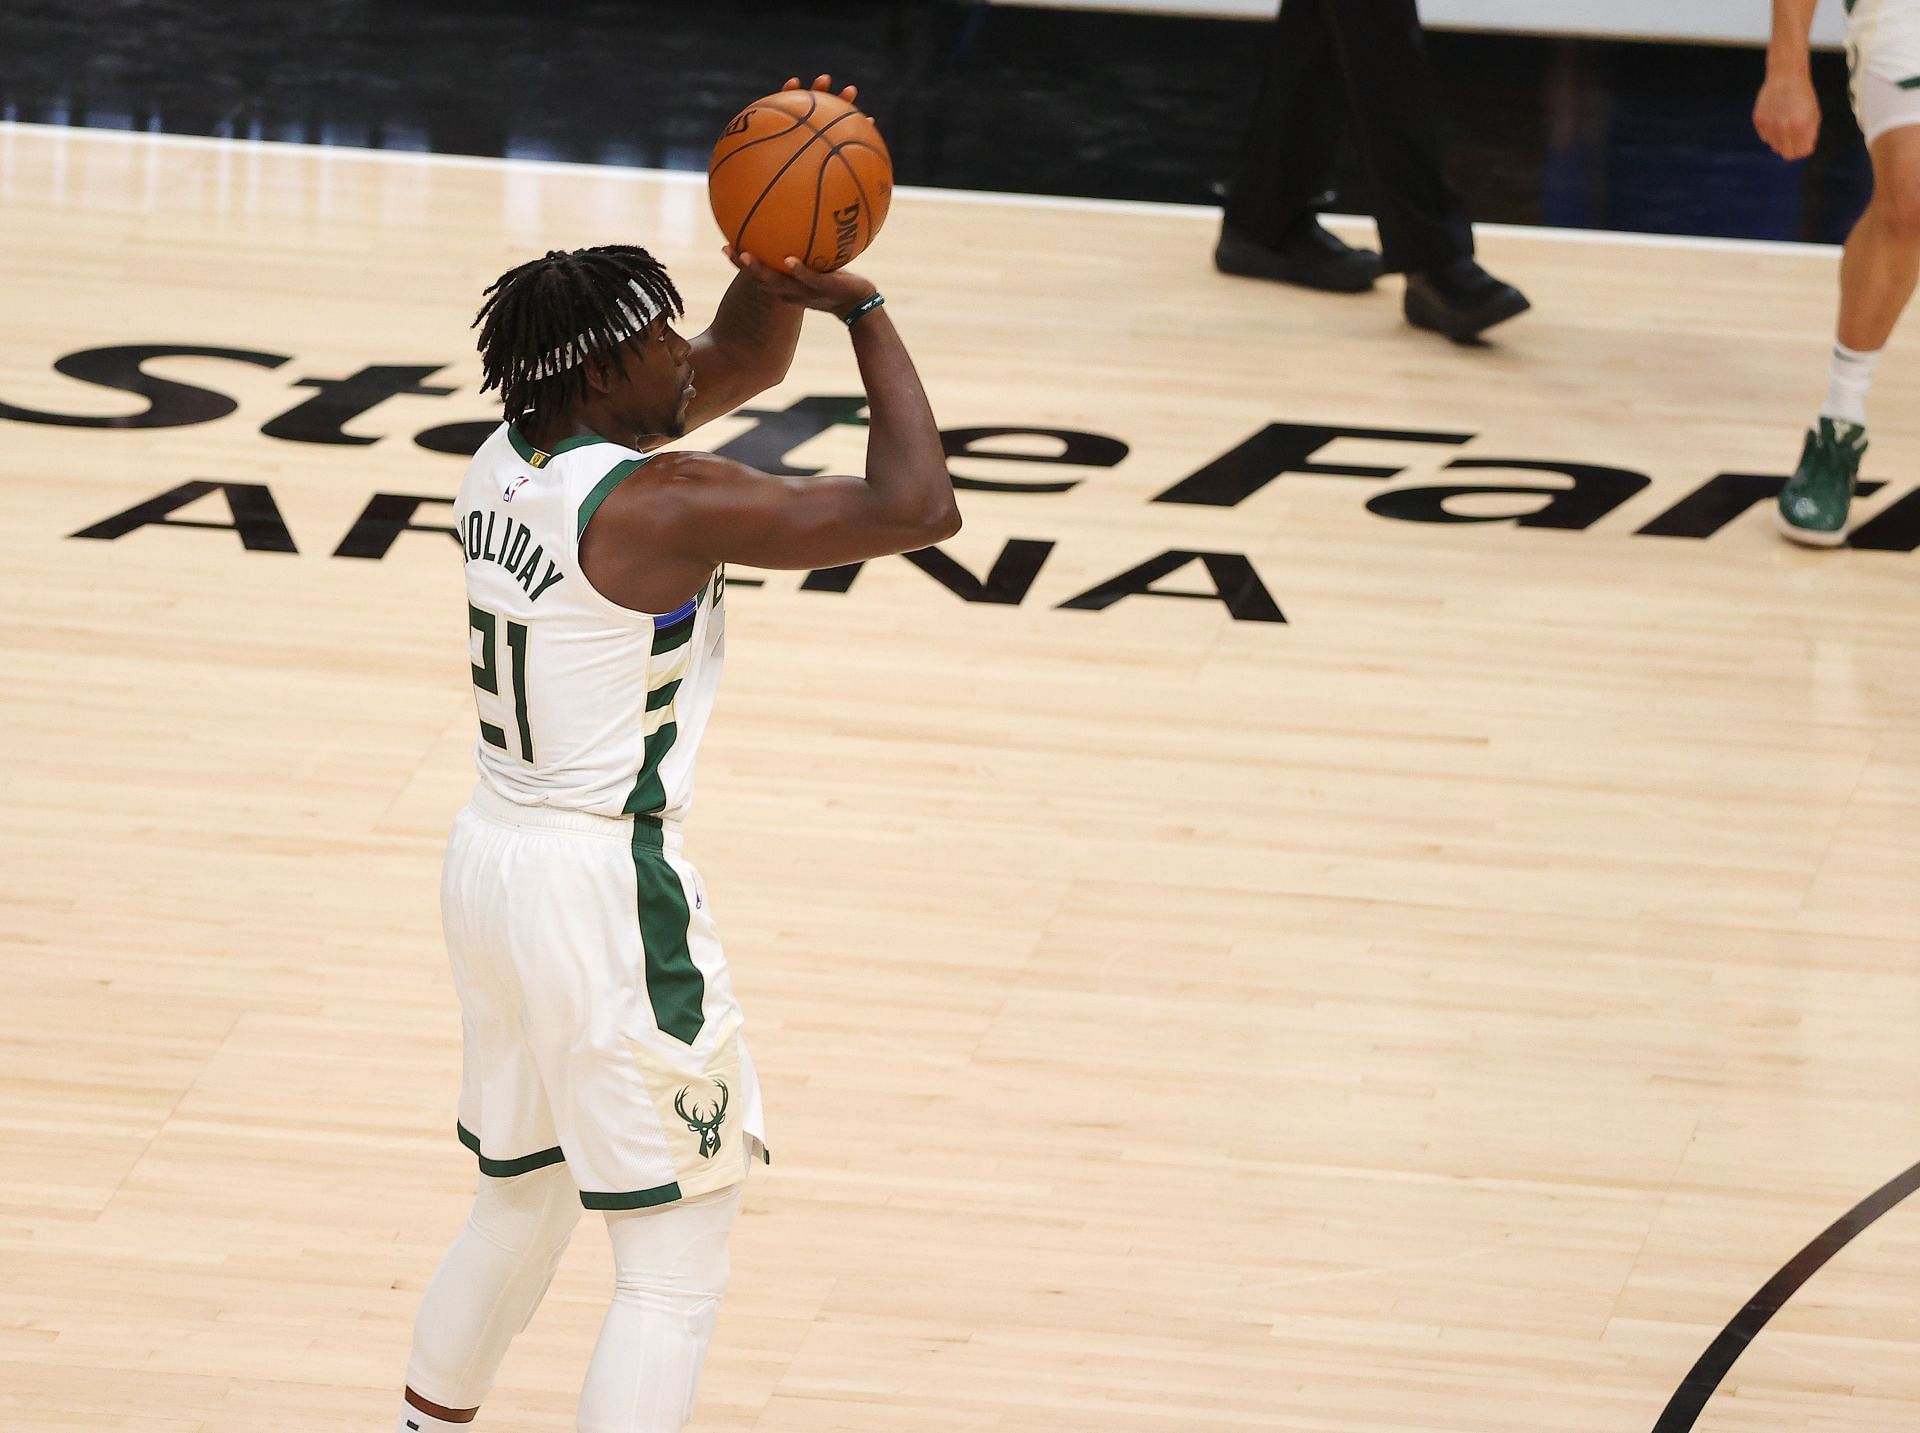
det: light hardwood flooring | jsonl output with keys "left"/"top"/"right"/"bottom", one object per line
{"left": 1, "top": 122, "right": 1916, "bottom": 1433}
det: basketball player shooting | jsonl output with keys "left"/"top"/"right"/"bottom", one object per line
{"left": 1757, "top": 0, "right": 1920, "bottom": 545}
{"left": 392, "top": 74, "right": 958, "bottom": 1433}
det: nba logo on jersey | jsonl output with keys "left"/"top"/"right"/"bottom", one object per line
{"left": 503, "top": 475, "right": 531, "bottom": 502}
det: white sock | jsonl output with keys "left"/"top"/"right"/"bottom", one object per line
{"left": 1821, "top": 341, "right": 1882, "bottom": 427}
{"left": 397, "top": 1406, "right": 470, "bottom": 1433}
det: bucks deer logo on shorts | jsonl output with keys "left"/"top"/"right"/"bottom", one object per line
{"left": 674, "top": 1079, "right": 729, "bottom": 1158}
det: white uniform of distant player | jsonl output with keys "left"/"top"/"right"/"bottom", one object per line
{"left": 1847, "top": 0, "right": 1920, "bottom": 142}
{"left": 444, "top": 418, "right": 766, "bottom": 1210}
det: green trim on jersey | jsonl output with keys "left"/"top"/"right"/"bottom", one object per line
{"left": 506, "top": 422, "right": 547, "bottom": 466}
{"left": 457, "top": 1123, "right": 567, "bottom": 1178}
{"left": 625, "top": 717, "right": 677, "bottom": 820}
{"left": 623, "top": 594, "right": 700, "bottom": 818}
{"left": 581, "top": 1180, "right": 685, "bottom": 1211}
{"left": 1900, "top": 75, "right": 1920, "bottom": 89}
{"left": 508, "top": 421, "right": 617, "bottom": 469}
{"left": 651, "top": 611, "right": 697, "bottom": 654}
{"left": 615, "top": 581, "right": 710, "bottom": 1044}
{"left": 577, "top": 457, "right": 650, "bottom": 540}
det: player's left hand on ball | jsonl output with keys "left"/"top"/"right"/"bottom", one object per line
{"left": 722, "top": 244, "right": 805, "bottom": 300}
{"left": 721, "top": 245, "right": 871, "bottom": 307}
{"left": 782, "top": 73, "right": 857, "bottom": 104}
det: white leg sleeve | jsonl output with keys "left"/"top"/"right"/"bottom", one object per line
{"left": 576, "top": 1183, "right": 742, "bottom": 1433}
{"left": 405, "top": 1162, "right": 583, "bottom": 1410}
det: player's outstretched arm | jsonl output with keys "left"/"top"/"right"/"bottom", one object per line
{"left": 1755, "top": 0, "right": 1822, "bottom": 161}
{"left": 641, "top": 449, "right": 960, "bottom": 572}
{"left": 682, "top": 255, "right": 805, "bottom": 430}
{"left": 582, "top": 262, "right": 955, "bottom": 606}
{"left": 684, "top": 74, "right": 861, "bottom": 430}
{"left": 640, "top": 264, "right": 959, "bottom": 572}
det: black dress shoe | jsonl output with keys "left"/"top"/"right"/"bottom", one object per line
{"left": 1213, "top": 219, "right": 1383, "bottom": 294}
{"left": 1403, "top": 258, "right": 1530, "bottom": 341}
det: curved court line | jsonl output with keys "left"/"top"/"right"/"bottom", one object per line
{"left": 1651, "top": 1157, "right": 1920, "bottom": 1433}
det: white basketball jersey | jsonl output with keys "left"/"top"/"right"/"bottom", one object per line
{"left": 1848, "top": 0, "right": 1920, "bottom": 78}
{"left": 454, "top": 420, "right": 725, "bottom": 823}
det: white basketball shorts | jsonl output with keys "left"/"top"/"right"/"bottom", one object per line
{"left": 1849, "top": 0, "right": 1920, "bottom": 144}
{"left": 440, "top": 782, "right": 768, "bottom": 1209}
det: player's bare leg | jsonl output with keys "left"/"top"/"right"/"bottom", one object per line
{"left": 1838, "top": 126, "right": 1920, "bottom": 355}
{"left": 1780, "top": 123, "right": 1920, "bottom": 544}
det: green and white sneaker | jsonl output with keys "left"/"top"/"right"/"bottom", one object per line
{"left": 1776, "top": 417, "right": 1867, "bottom": 548}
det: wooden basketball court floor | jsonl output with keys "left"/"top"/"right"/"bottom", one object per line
{"left": 1, "top": 121, "right": 1917, "bottom": 1433}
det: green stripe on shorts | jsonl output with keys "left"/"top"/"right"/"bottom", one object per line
{"left": 457, "top": 1123, "right": 567, "bottom": 1178}
{"left": 629, "top": 823, "right": 706, "bottom": 1045}
{"left": 580, "top": 1181, "right": 684, "bottom": 1210}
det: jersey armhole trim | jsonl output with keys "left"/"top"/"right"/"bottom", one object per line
{"left": 570, "top": 452, "right": 706, "bottom": 626}
{"left": 578, "top": 455, "right": 651, "bottom": 540}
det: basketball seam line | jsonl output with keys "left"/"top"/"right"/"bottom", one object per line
{"left": 805, "top": 143, "right": 832, "bottom": 268}
{"left": 729, "top": 109, "right": 861, "bottom": 259}
{"left": 798, "top": 127, "right": 879, "bottom": 265}
{"left": 707, "top": 90, "right": 817, "bottom": 180}
{"left": 800, "top": 135, "right": 879, "bottom": 268}
{"left": 817, "top": 143, "right": 874, "bottom": 269}
{"left": 829, "top": 139, "right": 883, "bottom": 255}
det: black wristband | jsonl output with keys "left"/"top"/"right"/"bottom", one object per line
{"left": 842, "top": 292, "right": 886, "bottom": 327}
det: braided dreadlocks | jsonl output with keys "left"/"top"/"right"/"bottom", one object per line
{"left": 474, "top": 245, "right": 686, "bottom": 422}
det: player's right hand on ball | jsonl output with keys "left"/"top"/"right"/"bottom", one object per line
{"left": 1754, "top": 73, "right": 1821, "bottom": 161}
{"left": 782, "top": 73, "right": 858, "bottom": 105}
{"left": 723, "top": 244, "right": 878, "bottom": 320}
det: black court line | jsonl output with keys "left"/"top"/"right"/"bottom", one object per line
{"left": 1651, "top": 1156, "right": 1920, "bottom": 1433}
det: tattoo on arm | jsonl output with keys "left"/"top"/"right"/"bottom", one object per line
{"left": 728, "top": 281, "right": 782, "bottom": 348}
{"left": 705, "top": 271, "right": 803, "bottom": 383}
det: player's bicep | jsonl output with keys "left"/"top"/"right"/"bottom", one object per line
{"left": 655, "top": 455, "right": 945, "bottom": 570}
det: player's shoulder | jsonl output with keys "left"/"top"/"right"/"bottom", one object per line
{"left": 588, "top": 449, "right": 747, "bottom": 534}
{"left": 605, "top": 447, "right": 748, "bottom": 490}
{"left": 562, "top": 437, "right": 655, "bottom": 507}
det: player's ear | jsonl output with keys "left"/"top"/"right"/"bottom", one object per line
{"left": 584, "top": 354, "right": 618, "bottom": 396}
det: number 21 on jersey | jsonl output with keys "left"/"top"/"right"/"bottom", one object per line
{"left": 469, "top": 603, "right": 533, "bottom": 763}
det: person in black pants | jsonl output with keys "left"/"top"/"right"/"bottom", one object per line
{"left": 1215, "top": 0, "right": 1529, "bottom": 341}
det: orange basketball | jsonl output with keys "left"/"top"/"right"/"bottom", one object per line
{"left": 707, "top": 89, "right": 893, "bottom": 272}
